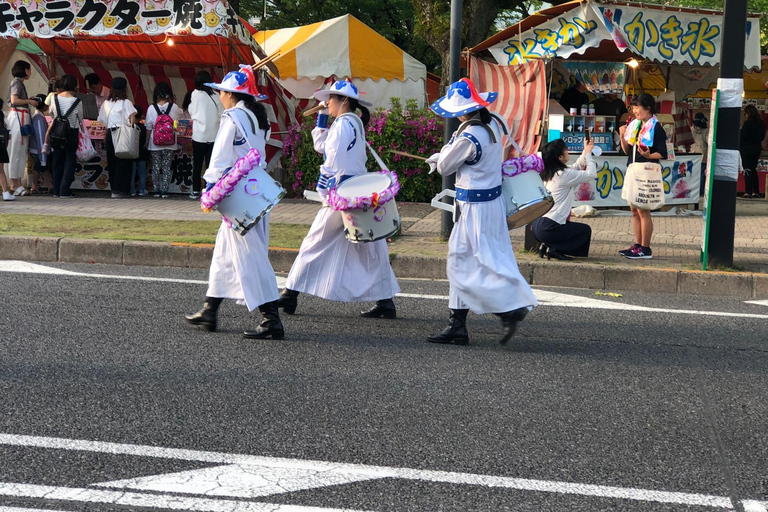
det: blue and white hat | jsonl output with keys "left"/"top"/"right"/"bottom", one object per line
{"left": 206, "top": 65, "right": 268, "bottom": 101}
{"left": 313, "top": 80, "right": 372, "bottom": 107}
{"left": 430, "top": 78, "right": 498, "bottom": 118}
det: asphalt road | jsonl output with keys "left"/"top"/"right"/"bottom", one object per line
{"left": 0, "top": 261, "right": 767, "bottom": 512}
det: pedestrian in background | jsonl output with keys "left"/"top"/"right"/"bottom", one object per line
{"left": 131, "top": 106, "right": 149, "bottom": 197}
{"left": 185, "top": 70, "right": 222, "bottom": 199}
{"left": 28, "top": 94, "right": 52, "bottom": 195}
{"left": 146, "top": 81, "right": 182, "bottom": 198}
{"left": 0, "top": 99, "right": 14, "bottom": 201}
{"left": 98, "top": 77, "right": 136, "bottom": 198}
{"left": 6, "top": 60, "right": 39, "bottom": 197}
{"left": 45, "top": 75, "right": 83, "bottom": 199}
{"left": 740, "top": 105, "right": 765, "bottom": 199}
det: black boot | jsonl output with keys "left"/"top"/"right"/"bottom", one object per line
{"left": 243, "top": 301, "right": 285, "bottom": 340}
{"left": 496, "top": 307, "right": 529, "bottom": 345}
{"left": 360, "top": 298, "right": 396, "bottom": 319}
{"left": 427, "top": 309, "right": 469, "bottom": 345}
{"left": 184, "top": 297, "right": 223, "bottom": 332}
{"left": 277, "top": 288, "right": 299, "bottom": 315}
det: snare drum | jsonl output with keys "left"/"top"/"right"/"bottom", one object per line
{"left": 215, "top": 166, "right": 286, "bottom": 235}
{"left": 333, "top": 173, "right": 401, "bottom": 243}
{"left": 502, "top": 170, "right": 554, "bottom": 229}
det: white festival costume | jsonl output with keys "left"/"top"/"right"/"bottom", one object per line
{"left": 285, "top": 113, "right": 400, "bottom": 301}
{"left": 203, "top": 102, "right": 278, "bottom": 311}
{"left": 435, "top": 122, "right": 538, "bottom": 314}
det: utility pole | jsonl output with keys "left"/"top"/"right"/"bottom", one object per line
{"left": 441, "top": 0, "right": 462, "bottom": 239}
{"left": 708, "top": 0, "right": 748, "bottom": 267}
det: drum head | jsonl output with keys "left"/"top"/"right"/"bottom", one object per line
{"left": 507, "top": 197, "right": 554, "bottom": 230}
{"left": 335, "top": 173, "right": 391, "bottom": 200}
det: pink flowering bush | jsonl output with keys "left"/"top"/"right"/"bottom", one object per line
{"left": 281, "top": 98, "right": 444, "bottom": 202}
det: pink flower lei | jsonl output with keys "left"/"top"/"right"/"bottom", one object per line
{"left": 501, "top": 154, "right": 544, "bottom": 177}
{"left": 200, "top": 148, "right": 262, "bottom": 226}
{"left": 327, "top": 170, "right": 401, "bottom": 211}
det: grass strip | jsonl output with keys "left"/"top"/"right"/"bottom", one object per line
{"left": 0, "top": 214, "right": 310, "bottom": 248}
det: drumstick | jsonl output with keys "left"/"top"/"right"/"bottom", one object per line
{"left": 302, "top": 103, "right": 327, "bottom": 117}
{"left": 389, "top": 150, "right": 428, "bottom": 162}
{"left": 251, "top": 50, "right": 281, "bottom": 71}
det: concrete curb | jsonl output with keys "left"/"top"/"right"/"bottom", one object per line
{"left": 2, "top": 236, "right": 767, "bottom": 299}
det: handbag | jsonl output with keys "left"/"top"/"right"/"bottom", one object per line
{"left": 16, "top": 109, "right": 34, "bottom": 137}
{"left": 623, "top": 143, "right": 665, "bottom": 210}
{"left": 112, "top": 101, "right": 140, "bottom": 159}
{"left": 76, "top": 120, "right": 97, "bottom": 162}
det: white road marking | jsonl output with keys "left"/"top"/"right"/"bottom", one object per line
{"left": 96, "top": 463, "right": 380, "bottom": 497}
{"left": 2, "top": 261, "right": 768, "bottom": 320}
{"left": 745, "top": 299, "right": 768, "bottom": 307}
{"left": 0, "top": 483, "right": 370, "bottom": 512}
{"left": 0, "top": 433, "right": 764, "bottom": 510}
{"left": 744, "top": 501, "right": 768, "bottom": 512}
{"left": 0, "top": 507, "right": 71, "bottom": 512}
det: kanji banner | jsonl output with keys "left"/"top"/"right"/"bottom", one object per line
{"left": 0, "top": 0, "right": 252, "bottom": 45}
{"left": 488, "top": 2, "right": 761, "bottom": 69}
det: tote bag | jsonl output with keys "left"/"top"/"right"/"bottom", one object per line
{"left": 76, "top": 120, "right": 97, "bottom": 162}
{"left": 111, "top": 101, "right": 140, "bottom": 159}
{"left": 622, "top": 144, "right": 665, "bottom": 210}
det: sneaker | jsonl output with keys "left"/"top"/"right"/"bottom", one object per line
{"left": 189, "top": 191, "right": 199, "bottom": 199}
{"left": 111, "top": 192, "right": 127, "bottom": 198}
{"left": 59, "top": 195, "right": 75, "bottom": 199}
{"left": 13, "top": 186, "right": 28, "bottom": 196}
{"left": 130, "top": 192, "right": 137, "bottom": 197}
{"left": 161, "top": 193, "right": 169, "bottom": 198}
{"left": 138, "top": 191, "right": 148, "bottom": 197}
{"left": 2, "top": 191, "right": 16, "bottom": 201}
{"left": 626, "top": 246, "right": 652, "bottom": 259}
{"left": 154, "top": 194, "right": 162, "bottom": 198}
{"left": 618, "top": 244, "right": 640, "bottom": 257}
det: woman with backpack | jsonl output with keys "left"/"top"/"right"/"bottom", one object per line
{"left": 98, "top": 77, "right": 136, "bottom": 198}
{"left": 146, "top": 82, "right": 183, "bottom": 198}
{"left": 44, "top": 74, "right": 83, "bottom": 199}
{"left": 184, "top": 71, "right": 222, "bottom": 199}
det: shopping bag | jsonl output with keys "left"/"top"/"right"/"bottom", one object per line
{"left": 113, "top": 124, "right": 140, "bottom": 159}
{"left": 76, "top": 120, "right": 97, "bottom": 162}
{"left": 624, "top": 161, "right": 665, "bottom": 210}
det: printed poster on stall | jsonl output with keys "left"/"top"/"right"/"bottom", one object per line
{"left": 573, "top": 154, "right": 702, "bottom": 208}
{"left": 561, "top": 62, "right": 626, "bottom": 95}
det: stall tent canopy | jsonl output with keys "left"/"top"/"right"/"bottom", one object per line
{"left": 472, "top": 0, "right": 762, "bottom": 71}
{"left": 255, "top": 15, "right": 428, "bottom": 108}
{"left": 0, "top": 0, "right": 299, "bottom": 169}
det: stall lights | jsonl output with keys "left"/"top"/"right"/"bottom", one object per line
{"left": 167, "top": 37, "right": 174, "bottom": 46}
{"left": 627, "top": 59, "right": 640, "bottom": 68}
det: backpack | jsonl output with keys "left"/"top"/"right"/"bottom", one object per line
{"left": 50, "top": 95, "right": 81, "bottom": 150}
{"left": 152, "top": 103, "right": 176, "bottom": 146}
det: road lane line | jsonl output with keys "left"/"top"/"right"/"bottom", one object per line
{"left": 0, "top": 433, "right": 764, "bottom": 510}
{"left": 0, "top": 483, "right": 370, "bottom": 512}
{"left": 3, "top": 261, "right": 768, "bottom": 320}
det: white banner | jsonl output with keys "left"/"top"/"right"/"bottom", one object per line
{"left": 488, "top": 2, "right": 761, "bottom": 69}
{"left": 573, "top": 154, "right": 702, "bottom": 207}
{"left": 0, "top": 0, "right": 253, "bottom": 46}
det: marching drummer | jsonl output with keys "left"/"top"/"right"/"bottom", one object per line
{"left": 185, "top": 66, "right": 285, "bottom": 340}
{"left": 425, "top": 78, "right": 537, "bottom": 345}
{"left": 278, "top": 80, "right": 401, "bottom": 318}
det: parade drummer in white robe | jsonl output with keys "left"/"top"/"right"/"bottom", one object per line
{"left": 425, "top": 78, "right": 538, "bottom": 346}
{"left": 278, "top": 80, "right": 401, "bottom": 318}
{"left": 184, "top": 66, "right": 284, "bottom": 340}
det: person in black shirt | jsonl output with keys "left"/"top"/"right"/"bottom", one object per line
{"left": 592, "top": 93, "right": 627, "bottom": 120}
{"left": 559, "top": 81, "right": 590, "bottom": 113}
{"left": 618, "top": 93, "right": 667, "bottom": 260}
{"left": 740, "top": 105, "right": 765, "bottom": 198}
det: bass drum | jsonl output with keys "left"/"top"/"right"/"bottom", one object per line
{"left": 502, "top": 170, "right": 554, "bottom": 229}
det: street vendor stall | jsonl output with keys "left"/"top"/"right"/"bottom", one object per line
{"left": 469, "top": 0, "right": 762, "bottom": 208}
{"left": 0, "top": 0, "right": 300, "bottom": 194}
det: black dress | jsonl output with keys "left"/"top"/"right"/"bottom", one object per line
{"left": 740, "top": 117, "right": 765, "bottom": 196}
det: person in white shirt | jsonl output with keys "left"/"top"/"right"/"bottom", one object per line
{"left": 531, "top": 139, "right": 597, "bottom": 260}
{"left": 145, "top": 81, "right": 183, "bottom": 198}
{"left": 85, "top": 73, "right": 110, "bottom": 113}
{"left": 184, "top": 71, "right": 223, "bottom": 199}
{"left": 184, "top": 66, "right": 284, "bottom": 340}
{"left": 97, "top": 77, "right": 136, "bottom": 198}
{"left": 277, "top": 80, "right": 401, "bottom": 320}
{"left": 425, "top": 78, "right": 537, "bottom": 346}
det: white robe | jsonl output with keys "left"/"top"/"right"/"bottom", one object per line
{"left": 203, "top": 102, "right": 278, "bottom": 311}
{"left": 435, "top": 121, "right": 537, "bottom": 314}
{"left": 285, "top": 114, "right": 400, "bottom": 302}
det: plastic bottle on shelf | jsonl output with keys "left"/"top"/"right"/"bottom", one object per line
{"left": 567, "top": 116, "right": 574, "bottom": 132}
{"left": 588, "top": 103, "right": 595, "bottom": 115}
{"left": 580, "top": 103, "right": 588, "bottom": 115}
{"left": 577, "top": 117, "right": 584, "bottom": 132}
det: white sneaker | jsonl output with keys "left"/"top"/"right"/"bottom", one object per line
{"left": 3, "top": 191, "right": 16, "bottom": 201}
{"left": 13, "top": 186, "right": 27, "bottom": 196}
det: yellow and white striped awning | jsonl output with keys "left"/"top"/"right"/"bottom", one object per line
{"left": 255, "top": 15, "right": 426, "bottom": 82}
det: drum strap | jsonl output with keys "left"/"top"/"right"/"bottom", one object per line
{"left": 456, "top": 119, "right": 497, "bottom": 144}
{"left": 336, "top": 113, "right": 390, "bottom": 172}
{"left": 225, "top": 108, "right": 260, "bottom": 150}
